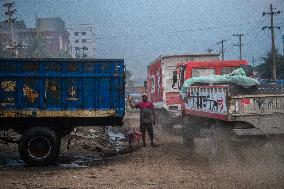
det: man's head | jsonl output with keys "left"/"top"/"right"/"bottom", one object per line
{"left": 142, "top": 94, "right": 148, "bottom": 102}
{"left": 240, "top": 64, "right": 253, "bottom": 77}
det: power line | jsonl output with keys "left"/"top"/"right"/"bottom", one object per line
{"left": 249, "top": 31, "right": 271, "bottom": 61}
{"left": 244, "top": 15, "right": 265, "bottom": 36}
{"left": 245, "top": 24, "right": 266, "bottom": 48}
{"left": 95, "top": 21, "right": 258, "bottom": 41}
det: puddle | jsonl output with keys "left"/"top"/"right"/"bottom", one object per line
{"left": 5, "top": 159, "right": 26, "bottom": 168}
{"left": 59, "top": 154, "right": 107, "bottom": 168}
{"left": 0, "top": 156, "right": 26, "bottom": 168}
{"left": 107, "top": 126, "right": 126, "bottom": 152}
{"left": 0, "top": 153, "right": 109, "bottom": 169}
{"left": 0, "top": 127, "right": 131, "bottom": 169}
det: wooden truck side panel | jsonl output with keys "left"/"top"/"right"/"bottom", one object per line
{"left": 184, "top": 85, "right": 284, "bottom": 135}
{"left": 184, "top": 85, "right": 229, "bottom": 120}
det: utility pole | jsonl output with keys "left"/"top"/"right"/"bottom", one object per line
{"left": 263, "top": 4, "right": 280, "bottom": 81}
{"left": 252, "top": 57, "right": 255, "bottom": 71}
{"left": 217, "top": 40, "right": 225, "bottom": 61}
{"left": 233, "top": 33, "right": 244, "bottom": 60}
{"left": 1, "top": 0, "right": 17, "bottom": 55}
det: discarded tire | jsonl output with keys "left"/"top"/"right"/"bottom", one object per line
{"left": 18, "top": 127, "right": 61, "bottom": 166}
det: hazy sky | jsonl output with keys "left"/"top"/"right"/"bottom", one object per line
{"left": 2, "top": 0, "right": 284, "bottom": 78}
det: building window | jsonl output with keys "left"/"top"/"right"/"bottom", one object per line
{"left": 75, "top": 53, "right": 80, "bottom": 58}
{"left": 75, "top": 47, "right": 80, "bottom": 52}
{"left": 74, "top": 32, "right": 79, "bottom": 36}
{"left": 75, "top": 39, "right": 79, "bottom": 43}
{"left": 151, "top": 76, "right": 155, "bottom": 93}
{"left": 82, "top": 32, "right": 86, "bottom": 36}
{"left": 82, "top": 46, "right": 88, "bottom": 52}
{"left": 82, "top": 39, "right": 87, "bottom": 43}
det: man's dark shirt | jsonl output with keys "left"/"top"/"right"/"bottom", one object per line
{"left": 135, "top": 101, "right": 154, "bottom": 124}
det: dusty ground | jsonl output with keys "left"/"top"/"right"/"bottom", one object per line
{"left": 0, "top": 114, "right": 283, "bottom": 189}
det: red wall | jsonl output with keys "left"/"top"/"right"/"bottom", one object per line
{"left": 147, "top": 60, "right": 163, "bottom": 103}
{"left": 185, "top": 60, "right": 248, "bottom": 79}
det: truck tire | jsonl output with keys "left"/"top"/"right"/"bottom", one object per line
{"left": 18, "top": 127, "right": 61, "bottom": 166}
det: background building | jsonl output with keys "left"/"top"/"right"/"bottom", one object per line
{"left": 66, "top": 24, "right": 95, "bottom": 58}
{"left": 0, "top": 17, "right": 70, "bottom": 57}
{"left": 36, "top": 17, "right": 70, "bottom": 54}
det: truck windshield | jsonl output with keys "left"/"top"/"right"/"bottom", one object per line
{"left": 221, "top": 67, "right": 238, "bottom": 74}
{"left": 192, "top": 68, "right": 215, "bottom": 77}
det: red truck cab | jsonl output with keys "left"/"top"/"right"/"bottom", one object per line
{"left": 171, "top": 60, "right": 248, "bottom": 112}
{"left": 173, "top": 60, "right": 248, "bottom": 92}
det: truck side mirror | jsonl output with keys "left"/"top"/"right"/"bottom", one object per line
{"left": 172, "top": 71, "right": 177, "bottom": 88}
{"left": 144, "top": 81, "right": 147, "bottom": 89}
{"left": 173, "top": 71, "right": 177, "bottom": 83}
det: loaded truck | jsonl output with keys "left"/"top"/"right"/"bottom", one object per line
{"left": 178, "top": 66, "right": 284, "bottom": 159}
{"left": 147, "top": 53, "right": 219, "bottom": 119}
{"left": 0, "top": 58, "right": 125, "bottom": 166}
{"left": 147, "top": 57, "right": 247, "bottom": 130}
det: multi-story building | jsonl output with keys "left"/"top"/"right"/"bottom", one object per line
{"left": 66, "top": 24, "right": 95, "bottom": 58}
{"left": 0, "top": 20, "right": 28, "bottom": 55}
{"left": 36, "top": 17, "right": 70, "bottom": 54}
{"left": 0, "top": 17, "right": 70, "bottom": 57}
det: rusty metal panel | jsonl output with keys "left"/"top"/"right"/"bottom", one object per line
{"left": 0, "top": 110, "right": 115, "bottom": 118}
{"left": 228, "top": 95, "right": 284, "bottom": 115}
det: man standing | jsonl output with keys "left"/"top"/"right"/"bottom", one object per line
{"left": 128, "top": 94, "right": 156, "bottom": 147}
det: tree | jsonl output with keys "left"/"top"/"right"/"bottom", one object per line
{"left": 52, "top": 50, "right": 72, "bottom": 58}
{"left": 25, "top": 35, "right": 73, "bottom": 58}
{"left": 125, "top": 69, "right": 135, "bottom": 87}
{"left": 255, "top": 50, "right": 284, "bottom": 79}
{"left": 26, "top": 35, "right": 51, "bottom": 58}
{"left": 125, "top": 69, "right": 132, "bottom": 81}
{"left": 0, "top": 47, "right": 13, "bottom": 58}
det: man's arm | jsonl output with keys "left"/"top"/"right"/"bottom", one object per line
{"left": 128, "top": 96, "right": 137, "bottom": 109}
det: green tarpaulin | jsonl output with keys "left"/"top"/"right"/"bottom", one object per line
{"left": 180, "top": 68, "right": 260, "bottom": 97}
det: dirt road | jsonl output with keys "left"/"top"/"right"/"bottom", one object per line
{"left": 0, "top": 115, "right": 283, "bottom": 189}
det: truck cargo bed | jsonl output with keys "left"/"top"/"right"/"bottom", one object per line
{"left": 184, "top": 84, "right": 284, "bottom": 135}
{"left": 0, "top": 58, "right": 125, "bottom": 129}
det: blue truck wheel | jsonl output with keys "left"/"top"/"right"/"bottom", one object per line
{"left": 18, "top": 127, "right": 60, "bottom": 166}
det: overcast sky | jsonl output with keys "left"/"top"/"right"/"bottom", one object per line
{"left": 2, "top": 0, "right": 284, "bottom": 78}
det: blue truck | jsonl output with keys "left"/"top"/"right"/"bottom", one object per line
{"left": 0, "top": 58, "right": 125, "bottom": 166}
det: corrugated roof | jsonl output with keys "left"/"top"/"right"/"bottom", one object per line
{"left": 149, "top": 53, "right": 220, "bottom": 66}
